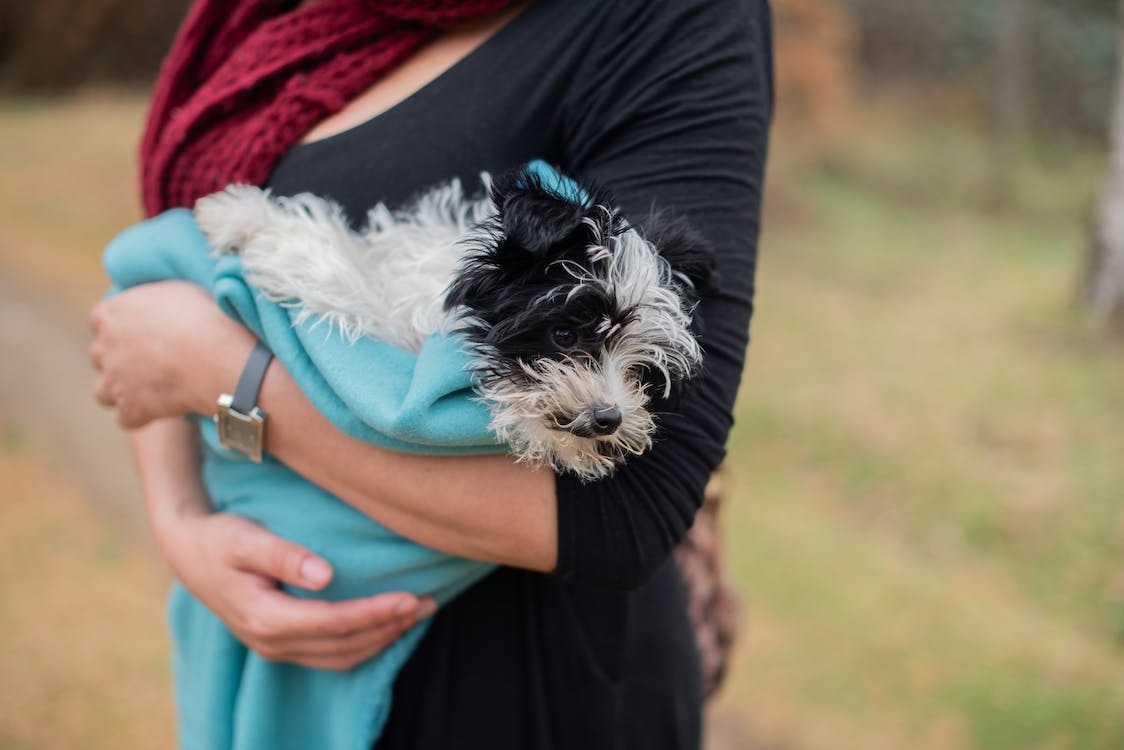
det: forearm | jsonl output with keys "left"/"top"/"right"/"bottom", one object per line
{"left": 190, "top": 349, "right": 558, "bottom": 572}
{"left": 129, "top": 417, "right": 211, "bottom": 552}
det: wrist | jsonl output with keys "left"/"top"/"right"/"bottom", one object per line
{"left": 146, "top": 487, "right": 211, "bottom": 554}
{"left": 191, "top": 327, "right": 257, "bottom": 416}
{"left": 213, "top": 340, "right": 274, "bottom": 462}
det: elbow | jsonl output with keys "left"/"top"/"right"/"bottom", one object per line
{"left": 553, "top": 472, "right": 702, "bottom": 591}
{"left": 560, "top": 520, "right": 691, "bottom": 591}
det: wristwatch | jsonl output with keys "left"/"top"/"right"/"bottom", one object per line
{"left": 214, "top": 340, "right": 274, "bottom": 462}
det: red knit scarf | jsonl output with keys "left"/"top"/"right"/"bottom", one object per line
{"left": 140, "top": 0, "right": 512, "bottom": 217}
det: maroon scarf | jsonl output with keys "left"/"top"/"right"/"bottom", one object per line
{"left": 140, "top": 0, "right": 512, "bottom": 216}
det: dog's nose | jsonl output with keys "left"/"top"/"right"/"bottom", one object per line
{"left": 590, "top": 405, "right": 622, "bottom": 436}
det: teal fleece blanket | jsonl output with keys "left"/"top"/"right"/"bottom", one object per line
{"left": 100, "top": 168, "right": 559, "bottom": 749}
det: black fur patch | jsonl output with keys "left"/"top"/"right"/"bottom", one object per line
{"left": 444, "top": 163, "right": 712, "bottom": 398}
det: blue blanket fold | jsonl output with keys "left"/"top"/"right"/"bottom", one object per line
{"left": 103, "top": 201, "right": 510, "bottom": 750}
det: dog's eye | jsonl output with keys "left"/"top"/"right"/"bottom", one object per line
{"left": 551, "top": 326, "right": 578, "bottom": 349}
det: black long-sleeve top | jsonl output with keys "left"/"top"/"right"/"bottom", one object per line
{"left": 266, "top": 1, "right": 773, "bottom": 747}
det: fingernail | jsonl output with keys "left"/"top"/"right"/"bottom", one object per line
{"left": 394, "top": 597, "right": 419, "bottom": 617}
{"left": 416, "top": 599, "right": 438, "bottom": 619}
{"left": 300, "top": 557, "right": 331, "bottom": 585}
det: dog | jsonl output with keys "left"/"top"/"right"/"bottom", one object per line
{"left": 194, "top": 165, "right": 713, "bottom": 480}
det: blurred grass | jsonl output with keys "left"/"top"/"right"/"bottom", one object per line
{"left": 1, "top": 94, "right": 1122, "bottom": 749}
{"left": 716, "top": 110, "right": 1124, "bottom": 749}
{"left": 0, "top": 93, "right": 146, "bottom": 320}
{"left": 0, "top": 415, "right": 175, "bottom": 749}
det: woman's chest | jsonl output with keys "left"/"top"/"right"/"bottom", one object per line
{"left": 266, "top": 0, "right": 597, "bottom": 220}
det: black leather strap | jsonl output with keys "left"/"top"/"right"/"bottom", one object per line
{"left": 230, "top": 340, "right": 274, "bottom": 414}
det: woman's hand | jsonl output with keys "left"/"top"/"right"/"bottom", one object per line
{"left": 89, "top": 281, "right": 254, "bottom": 428}
{"left": 163, "top": 504, "right": 437, "bottom": 671}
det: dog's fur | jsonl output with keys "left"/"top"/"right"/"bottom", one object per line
{"left": 195, "top": 166, "right": 712, "bottom": 479}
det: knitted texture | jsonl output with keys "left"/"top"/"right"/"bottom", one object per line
{"left": 140, "top": 0, "right": 512, "bottom": 216}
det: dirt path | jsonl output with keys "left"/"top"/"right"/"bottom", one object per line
{"left": 0, "top": 276, "right": 146, "bottom": 536}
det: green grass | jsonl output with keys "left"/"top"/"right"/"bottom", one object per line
{"left": 717, "top": 117, "right": 1124, "bottom": 749}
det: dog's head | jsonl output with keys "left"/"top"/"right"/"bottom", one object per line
{"left": 445, "top": 165, "right": 714, "bottom": 480}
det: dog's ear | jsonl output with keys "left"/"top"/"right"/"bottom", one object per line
{"left": 444, "top": 258, "right": 499, "bottom": 313}
{"left": 491, "top": 167, "right": 588, "bottom": 257}
{"left": 643, "top": 212, "right": 716, "bottom": 299}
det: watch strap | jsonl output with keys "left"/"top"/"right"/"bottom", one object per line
{"left": 230, "top": 340, "right": 274, "bottom": 414}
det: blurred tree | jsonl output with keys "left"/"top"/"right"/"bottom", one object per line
{"left": 0, "top": 0, "right": 191, "bottom": 92}
{"left": 990, "top": 0, "right": 1030, "bottom": 206}
{"left": 843, "top": 0, "right": 1115, "bottom": 142}
{"left": 1087, "top": 0, "right": 1124, "bottom": 329}
{"left": 772, "top": 0, "right": 858, "bottom": 131}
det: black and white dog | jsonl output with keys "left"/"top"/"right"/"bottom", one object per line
{"left": 194, "top": 166, "right": 712, "bottom": 480}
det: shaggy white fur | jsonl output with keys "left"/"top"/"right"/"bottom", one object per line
{"left": 196, "top": 179, "right": 493, "bottom": 351}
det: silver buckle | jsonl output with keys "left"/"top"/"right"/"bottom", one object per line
{"left": 215, "top": 393, "right": 266, "bottom": 463}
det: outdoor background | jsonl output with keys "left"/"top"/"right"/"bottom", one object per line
{"left": 1, "top": 0, "right": 1122, "bottom": 748}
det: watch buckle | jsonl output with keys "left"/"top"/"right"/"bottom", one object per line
{"left": 215, "top": 393, "right": 267, "bottom": 463}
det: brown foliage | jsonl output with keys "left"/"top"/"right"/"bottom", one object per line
{"left": 772, "top": 0, "right": 858, "bottom": 132}
{"left": 0, "top": 0, "right": 191, "bottom": 92}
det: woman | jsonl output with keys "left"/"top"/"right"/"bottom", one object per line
{"left": 89, "top": 0, "right": 773, "bottom": 747}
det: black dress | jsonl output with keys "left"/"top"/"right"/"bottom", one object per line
{"left": 266, "top": 1, "right": 773, "bottom": 747}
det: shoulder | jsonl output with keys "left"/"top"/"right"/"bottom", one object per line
{"left": 556, "top": 0, "right": 773, "bottom": 103}
{"left": 556, "top": 0, "right": 773, "bottom": 175}
{"left": 570, "top": 0, "right": 767, "bottom": 24}
{"left": 527, "top": 0, "right": 770, "bottom": 60}
{"left": 578, "top": 0, "right": 769, "bottom": 44}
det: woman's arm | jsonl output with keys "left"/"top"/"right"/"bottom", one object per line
{"left": 128, "top": 416, "right": 437, "bottom": 670}
{"left": 256, "top": 365, "right": 558, "bottom": 572}
{"left": 89, "top": 281, "right": 557, "bottom": 572}
{"left": 546, "top": 0, "right": 773, "bottom": 589}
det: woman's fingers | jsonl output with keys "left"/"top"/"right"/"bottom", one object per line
{"left": 241, "top": 590, "right": 438, "bottom": 670}
{"left": 87, "top": 299, "right": 106, "bottom": 334}
{"left": 270, "top": 623, "right": 416, "bottom": 671}
{"left": 174, "top": 512, "right": 435, "bottom": 669}
{"left": 259, "top": 603, "right": 426, "bottom": 658}
{"left": 88, "top": 339, "right": 105, "bottom": 371}
{"left": 250, "top": 588, "right": 431, "bottom": 642}
{"left": 93, "top": 375, "right": 116, "bottom": 407}
{"left": 89, "top": 337, "right": 111, "bottom": 405}
{"left": 222, "top": 520, "right": 335, "bottom": 591}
